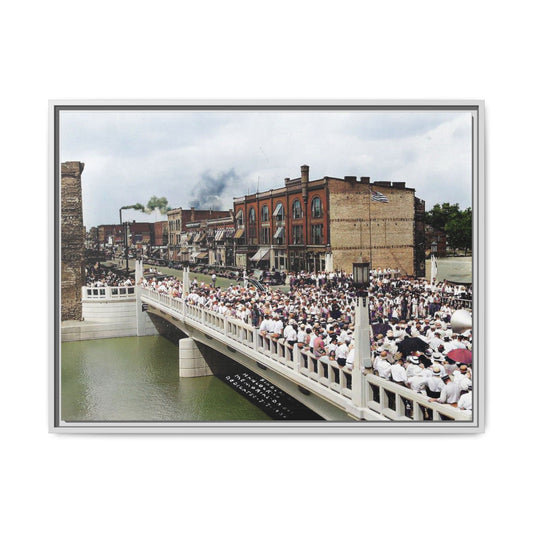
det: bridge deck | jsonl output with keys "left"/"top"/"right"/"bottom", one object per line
{"left": 139, "top": 287, "right": 471, "bottom": 423}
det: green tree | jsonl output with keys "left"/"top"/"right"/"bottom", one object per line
{"left": 445, "top": 208, "right": 472, "bottom": 255}
{"left": 425, "top": 202, "right": 461, "bottom": 231}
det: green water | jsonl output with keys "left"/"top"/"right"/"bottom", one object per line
{"left": 61, "top": 336, "right": 272, "bottom": 422}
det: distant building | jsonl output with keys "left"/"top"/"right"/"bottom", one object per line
{"left": 233, "top": 165, "right": 425, "bottom": 276}
{"left": 167, "top": 207, "right": 230, "bottom": 263}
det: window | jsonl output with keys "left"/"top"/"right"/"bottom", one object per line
{"left": 311, "top": 224, "right": 323, "bottom": 244}
{"left": 292, "top": 199, "right": 302, "bottom": 219}
{"left": 236, "top": 209, "right": 244, "bottom": 226}
{"left": 311, "top": 197, "right": 323, "bottom": 218}
{"left": 273, "top": 202, "right": 284, "bottom": 221}
{"left": 261, "top": 226, "right": 270, "bottom": 244}
{"left": 249, "top": 208, "right": 256, "bottom": 239}
{"left": 261, "top": 205, "right": 269, "bottom": 222}
{"left": 292, "top": 225, "right": 303, "bottom": 244}
{"left": 274, "top": 226, "right": 285, "bottom": 244}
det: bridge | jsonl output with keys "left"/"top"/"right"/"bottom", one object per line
{"left": 134, "top": 285, "right": 471, "bottom": 422}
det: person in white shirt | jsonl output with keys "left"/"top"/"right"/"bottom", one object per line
{"left": 272, "top": 314, "right": 284, "bottom": 338}
{"left": 335, "top": 340, "right": 350, "bottom": 367}
{"left": 426, "top": 366, "right": 445, "bottom": 398}
{"left": 458, "top": 387, "right": 473, "bottom": 411}
{"left": 430, "top": 374, "right": 461, "bottom": 404}
{"left": 283, "top": 321, "right": 297, "bottom": 346}
{"left": 376, "top": 351, "right": 392, "bottom": 379}
{"left": 390, "top": 358, "right": 408, "bottom": 387}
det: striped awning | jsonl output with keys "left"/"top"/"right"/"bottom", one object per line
{"left": 251, "top": 247, "right": 270, "bottom": 261}
{"left": 225, "top": 228, "right": 235, "bottom": 238}
{"left": 234, "top": 228, "right": 245, "bottom": 239}
{"left": 274, "top": 226, "right": 284, "bottom": 239}
{"left": 194, "top": 232, "right": 205, "bottom": 243}
{"left": 215, "top": 230, "right": 225, "bottom": 241}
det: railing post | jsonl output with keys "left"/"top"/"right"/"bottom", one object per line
{"left": 253, "top": 328, "right": 258, "bottom": 352}
{"left": 293, "top": 344, "right": 301, "bottom": 373}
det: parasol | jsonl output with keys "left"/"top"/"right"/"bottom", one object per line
{"left": 446, "top": 348, "right": 472, "bottom": 364}
{"left": 396, "top": 336, "right": 429, "bottom": 356}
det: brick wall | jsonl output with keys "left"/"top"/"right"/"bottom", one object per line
{"left": 61, "top": 161, "right": 85, "bottom": 321}
{"left": 327, "top": 178, "right": 417, "bottom": 275}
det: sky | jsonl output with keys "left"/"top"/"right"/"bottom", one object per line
{"left": 59, "top": 108, "right": 473, "bottom": 229}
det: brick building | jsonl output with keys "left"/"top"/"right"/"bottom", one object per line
{"left": 425, "top": 225, "right": 447, "bottom": 257}
{"left": 61, "top": 161, "right": 85, "bottom": 321}
{"left": 233, "top": 165, "right": 425, "bottom": 276}
{"left": 167, "top": 207, "right": 230, "bottom": 262}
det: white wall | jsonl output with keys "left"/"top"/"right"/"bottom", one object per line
{"left": 7, "top": 3, "right": 528, "bottom": 533}
{"left": 61, "top": 299, "right": 158, "bottom": 341}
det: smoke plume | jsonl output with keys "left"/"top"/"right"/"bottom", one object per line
{"left": 189, "top": 169, "right": 240, "bottom": 210}
{"left": 144, "top": 196, "right": 172, "bottom": 215}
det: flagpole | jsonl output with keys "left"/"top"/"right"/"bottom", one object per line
{"left": 368, "top": 186, "right": 373, "bottom": 268}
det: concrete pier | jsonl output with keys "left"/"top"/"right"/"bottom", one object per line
{"left": 178, "top": 338, "right": 213, "bottom": 378}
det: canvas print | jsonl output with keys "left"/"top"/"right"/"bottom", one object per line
{"left": 53, "top": 101, "right": 483, "bottom": 432}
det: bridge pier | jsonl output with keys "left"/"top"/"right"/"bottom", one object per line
{"left": 179, "top": 338, "right": 214, "bottom": 378}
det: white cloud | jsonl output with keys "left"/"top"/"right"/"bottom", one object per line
{"left": 60, "top": 108, "right": 473, "bottom": 228}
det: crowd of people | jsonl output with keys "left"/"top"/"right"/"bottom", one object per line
{"left": 138, "top": 268, "right": 473, "bottom": 414}
{"left": 85, "top": 263, "right": 134, "bottom": 287}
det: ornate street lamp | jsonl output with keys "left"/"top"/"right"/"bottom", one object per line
{"left": 352, "top": 261, "right": 370, "bottom": 292}
{"left": 351, "top": 260, "right": 372, "bottom": 406}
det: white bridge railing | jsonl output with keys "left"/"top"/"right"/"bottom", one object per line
{"left": 139, "top": 287, "right": 471, "bottom": 422}
{"left": 82, "top": 286, "right": 136, "bottom": 300}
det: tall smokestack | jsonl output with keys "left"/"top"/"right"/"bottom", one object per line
{"left": 301, "top": 165, "right": 309, "bottom": 204}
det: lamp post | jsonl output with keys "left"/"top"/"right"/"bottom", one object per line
{"left": 351, "top": 261, "right": 371, "bottom": 408}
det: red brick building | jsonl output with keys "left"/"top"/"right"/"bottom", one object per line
{"left": 167, "top": 207, "right": 230, "bottom": 262}
{"left": 233, "top": 165, "right": 329, "bottom": 272}
{"left": 233, "top": 165, "right": 425, "bottom": 276}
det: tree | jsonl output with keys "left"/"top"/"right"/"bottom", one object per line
{"left": 445, "top": 208, "right": 472, "bottom": 255}
{"left": 426, "top": 203, "right": 472, "bottom": 256}
{"left": 425, "top": 202, "right": 461, "bottom": 231}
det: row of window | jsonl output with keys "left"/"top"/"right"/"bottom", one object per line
{"left": 168, "top": 224, "right": 324, "bottom": 245}
{"left": 254, "top": 224, "right": 323, "bottom": 245}
{"left": 236, "top": 197, "right": 324, "bottom": 225}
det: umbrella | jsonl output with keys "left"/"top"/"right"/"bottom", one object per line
{"left": 396, "top": 336, "right": 429, "bottom": 356}
{"left": 446, "top": 348, "right": 472, "bottom": 364}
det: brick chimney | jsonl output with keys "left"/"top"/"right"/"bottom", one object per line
{"left": 301, "top": 164, "right": 309, "bottom": 204}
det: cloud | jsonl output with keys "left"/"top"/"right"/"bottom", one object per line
{"left": 60, "top": 109, "right": 473, "bottom": 228}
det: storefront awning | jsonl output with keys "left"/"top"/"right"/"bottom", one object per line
{"left": 251, "top": 247, "right": 270, "bottom": 261}
{"left": 215, "top": 230, "right": 225, "bottom": 241}
{"left": 196, "top": 252, "right": 208, "bottom": 259}
{"left": 234, "top": 228, "right": 245, "bottom": 239}
{"left": 274, "top": 226, "right": 284, "bottom": 239}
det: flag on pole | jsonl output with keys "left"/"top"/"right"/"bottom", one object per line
{"left": 371, "top": 189, "right": 389, "bottom": 203}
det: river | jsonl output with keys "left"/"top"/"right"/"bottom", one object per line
{"left": 61, "top": 335, "right": 321, "bottom": 422}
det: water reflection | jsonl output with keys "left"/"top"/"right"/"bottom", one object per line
{"left": 61, "top": 336, "right": 272, "bottom": 422}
